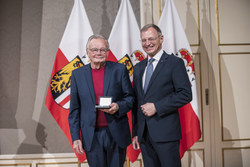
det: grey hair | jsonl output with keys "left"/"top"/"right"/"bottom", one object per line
{"left": 140, "top": 24, "right": 162, "bottom": 36}
{"left": 86, "top": 34, "right": 109, "bottom": 49}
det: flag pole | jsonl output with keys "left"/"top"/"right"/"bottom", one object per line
{"left": 158, "top": 0, "right": 161, "bottom": 19}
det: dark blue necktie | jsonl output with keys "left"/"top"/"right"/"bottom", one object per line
{"left": 144, "top": 58, "right": 155, "bottom": 93}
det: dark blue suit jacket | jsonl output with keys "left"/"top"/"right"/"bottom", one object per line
{"left": 69, "top": 61, "right": 134, "bottom": 151}
{"left": 132, "top": 51, "right": 192, "bottom": 142}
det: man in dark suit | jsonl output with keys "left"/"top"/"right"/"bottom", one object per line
{"left": 69, "top": 34, "right": 134, "bottom": 167}
{"left": 132, "top": 24, "right": 192, "bottom": 167}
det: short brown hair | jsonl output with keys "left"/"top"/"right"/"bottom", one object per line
{"left": 140, "top": 24, "right": 162, "bottom": 36}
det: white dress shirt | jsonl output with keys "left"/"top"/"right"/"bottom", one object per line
{"left": 142, "top": 50, "right": 164, "bottom": 89}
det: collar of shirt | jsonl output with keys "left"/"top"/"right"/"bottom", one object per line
{"left": 148, "top": 49, "right": 163, "bottom": 69}
{"left": 143, "top": 50, "right": 164, "bottom": 88}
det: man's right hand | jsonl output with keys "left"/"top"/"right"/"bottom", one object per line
{"left": 73, "top": 140, "right": 84, "bottom": 154}
{"left": 132, "top": 136, "right": 140, "bottom": 150}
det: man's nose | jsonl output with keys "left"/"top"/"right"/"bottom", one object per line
{"left": 145, "top": 39, "right": 151, "bottom": 45}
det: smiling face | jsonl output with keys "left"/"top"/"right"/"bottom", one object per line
{"left": 141, "top": 27, "right": 163, "bottom": 58}
{"left": 86, "top": 38, "right": 109, "bottom": 66}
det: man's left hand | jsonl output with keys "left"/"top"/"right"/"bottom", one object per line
{"left": 101, "top": 102, "right": 119, "bottom": 115}
{"left": 141, "top": 103, "right": 156, "bottom": 117}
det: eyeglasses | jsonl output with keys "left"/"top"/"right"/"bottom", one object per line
{"left": 140, "top": 36, "right": 160, "bottom": 44}
{"left": 88, "top": 48, "right": 108, "bottom": 54}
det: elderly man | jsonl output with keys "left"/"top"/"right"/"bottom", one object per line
{"left": 69, "top": 34, "right": 134, "bottom": 167}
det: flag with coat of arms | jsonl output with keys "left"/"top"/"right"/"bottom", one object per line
{"left": 45, "top": 0, "right": 93, "bottom": 162}
{"left": 158, "top": 0, "right": 201, "bottom": 158}
{"left": 108, "top": 0, "right": 146, "bottom": 162}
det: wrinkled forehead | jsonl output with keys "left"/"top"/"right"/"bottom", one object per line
{"left": 141, "top": 28, "right": 158, "bottom": 38}
{"left": 88, "top": 38, "right": 107, "bottom": 48}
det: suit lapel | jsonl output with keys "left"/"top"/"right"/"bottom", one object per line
{"left": 84, "top": 64, "right": 96, "bottom": 104}
{"left": 103, "top": 62, "right": 112, "bottom": 96}
{"left": 138, "top": 59, "right": 147, "bottom": 96}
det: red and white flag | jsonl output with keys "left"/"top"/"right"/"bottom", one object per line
{"left": 108, "top": 0, "right": 146, "bottom": 162}
{"left": 158, "top": 0, "right": 201, "bottom": 158}
{"left": 45, "top": 0, "right": 93, "bottom": 162}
